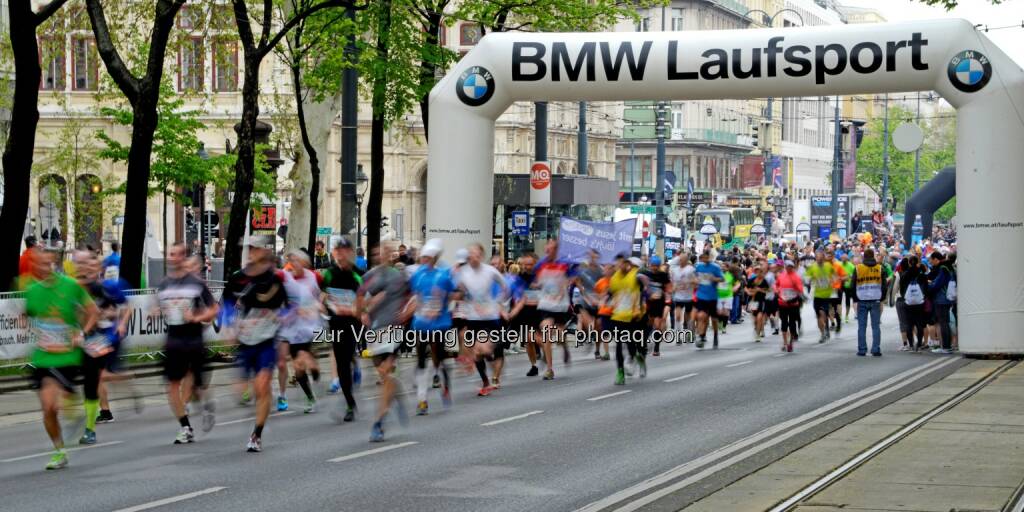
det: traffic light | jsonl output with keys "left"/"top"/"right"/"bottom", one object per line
{"left": 751, "top": 123, "right": 759, "bottom": 149}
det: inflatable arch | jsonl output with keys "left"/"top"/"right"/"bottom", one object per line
{"left": 427, "top": 19, "right": 1024, "bottom": 355}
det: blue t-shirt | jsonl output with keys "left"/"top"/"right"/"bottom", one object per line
{"left": 103, "top": 253, "right": 121, "bottom": 270}
{"left": 694, "top": 262, "right": 724, "bottom": 302}
{"left": 355, "top": 256, "right": 368, "bottom": 271}
{"left": 409, "top": 265, "right": 455, "bottom": 331}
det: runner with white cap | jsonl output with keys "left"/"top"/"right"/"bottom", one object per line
{"left": 408, "top": 239, "right": 456, "bottom": 415}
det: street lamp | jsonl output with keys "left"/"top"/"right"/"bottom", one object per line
{"left": 355, "top": 164, "right": 369, "bottom": 248}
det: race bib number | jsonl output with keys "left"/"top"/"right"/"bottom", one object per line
{"left": 160, "top": 298, "right": 191, "bottom": 326}
{"left": 237, "top": 309, "right": 279, "bottom": 345}
{"left": 780, "top": 288, "right": 799, "bottom": 302}
{"left": 83, "top": 332, "right": 113, "bottom": 358}
{"left": 327, "top": 288, "right": 356, "bottom": 309}
{"left": 523, "top": 289, "right": 541, "bottom": 304}
{"left": 749, "top": 302, "right": 759, "bottom": 312}
{"left": 33, "top": 319, "right": 72, "bottom": 353}
{"left": 417, "top": 294, "right": 443, "bottom": 319}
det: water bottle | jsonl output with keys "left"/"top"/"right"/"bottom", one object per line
{"left": 911, "top": 215, "right": 924, "bottom": 245}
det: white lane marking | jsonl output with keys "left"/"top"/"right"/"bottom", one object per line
{"left": 215, "top": 411, "right": 292, "bottom": 427}
{"left": 576, "top": 357, "right": 958, "bottom": 512}
{"left": 587, "top": 390, "right": 632, "bottom": 402}
{"left": 481, "top": 410, "right": 544, "bottom": 427}
{"left": 725, "top": 360, "right": 753, "bottom": 368}
{"left": 773, "top": 353, "right": 788, "bottom": 358}
{"left": 2, "top": 440, "right": 124, "bottom": 463}
{"left": 327, "top": 441, "right": 418, "bottom": 463}
{"left": 664, "top": 373, "right": 699, "bottom": 383}
{"left": 111, "top": 486, "right": 226, "bottom": 512}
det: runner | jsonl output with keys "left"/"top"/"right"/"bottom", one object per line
{"left": 775, "top": 259, "right": 803, "bottom": 352}
{"left": 745, "top": 259, "right": 771, "bottom": 342}
{"left": 764, "top": 259, "right": 780, "bottom": 337}
{"left": 26, "top": 248, "right": 98, "bottom": 469}
{"left": 358, "top": 241, "right": 412, "bottom": 442}
{"left": 156, "top": 243, "right": 219, "bottom": 444}
{"left": 716, "top": 261, "right": 740, "bottom": 336}
{"left": 670, "top": 253, "right": 696, "bottom": 343}
{"left": 454, "top": 243, "right": 508, "bottom": 396}
{"left": 320, "top": 238, "right": 363, "bottom": 423}
{"left": 839, "top": 252, "right": 857, "bottom": 323}
{"left": 593, "top": 263, "right": 614, "bottom": 358}
{"left": 805, "top": 250, "right": 839, "bottom": 343}
{"left": 828, "top": 250, "right": 848, "bottom": 333}
{"left": 224, "top": 236, "right": 288, "bottom": 452}
{"left": 693, "top": 250, "right": 724, "bottom": 349}
{"left": 408, "top": 239, "right": 455, "bottom": 416}
{"left": 575, "top": 249, "right": 604, "bottom": 359}
{"left": 641, "top": 256, "right": 670, "bottom": 356}
{"left": 609, "top": 255, "right": 648, "bottom": 385}
{"left": 278, "top": 249, "right": 324, "bottom": 414}
{"left": 533, "top": 240, "right": 575, "bottom": 380}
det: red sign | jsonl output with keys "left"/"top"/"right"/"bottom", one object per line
{"left": 251, "top": 204, "right": 277, "bottom": 231}
{"left": 530, "top": 162, "right": 551, "bottom": 190}
{"left": 740, "top": 155, "right": 764, "bottom": 189}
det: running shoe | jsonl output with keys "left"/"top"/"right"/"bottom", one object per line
{"left": 304, "top": 398, "right": 317, "bottom": 414}
{"left": 174, "top": 426, "right": 195, "bottom": 444}
{"left": 96, "top": 410, "right": 114, "bottom": 424}
{"left": 543, "top": 369, "right": 554, "bottom": 380}
{"left": 781, "top": 344, "right": 788, "bottom": 352}
{"left": 653, "top": 349, "right": 660, "bottom": 357}
{"left": 201, "top": 400, "right": 216, "bottom": 433}
{"left": 477, "top": 386, "right": 492, "bottom": 397}
{"left": 787, "top": 343, "right": 793, "bottom": 353}
{"left": 79, "top": 428, "right": 96, "bottom": 445}
{"left": 417, "top": 401, "right": 428, "bottom": 416}
{"left": 432, "top": 374, "right": 441, "bottom": 389}
{"left": 276, "top": 396, "right": 288, "bottom": 411}
{"left": 871, "top": 352, "right": 882, "bottom": 357}
{"left": 491, "top": 378, "right": 501, "bottom": 389}
{"left": 328, "top": 379, "right": 341, "bottom": 394}
{"left": 625, "top": 360, "right": 634, "bottom": 377}
{"left": 239, "top": 390, "right": 252, "bottom": 406}
{"left": 696, "top": 336, "right": 706, "bottom": 349}
{"left": 526, "top": 366, "right": 539, "bottom": 377}
{"left": 45, "top": 450, "right": 68, "bottom": 470}
{"left": 246, "top": 434, "right": 262, "bottom": 452}
{"left": 601, "top": 353, "right": 610, "bottom": 361}
{"left": 370, "top": 422, "right": 385, "bottom": 442}
{"left": 594, "top": 351, "right": 602, "bottom": 360}
{"left": 772, "top": 329, "right": 779, "bottom": 336}
{"left": 819, "top": 335, "right": 827, "bottom": 344}
{"left": 899, "top": 345, "right": 909, "bottom": 352}
{"left": 344, "top": 408, "right": 355, "bottom": 422}
{"left": 614, "top": 369, "right": 625, "bottom": 385}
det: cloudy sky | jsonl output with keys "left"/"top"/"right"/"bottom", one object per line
{"left": 841, "top": 0, "right": 1024, "bottom": 65}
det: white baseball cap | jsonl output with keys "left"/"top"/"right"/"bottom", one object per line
{"left": 628, "top": 257, "right": 643, "bottom": 267}
{"left": 421, "top": 239, "right": 443, "bottom": 258}
{"left": 455, "top": 248, "right": 469, "bottom": 264}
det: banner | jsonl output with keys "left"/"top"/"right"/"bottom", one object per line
{"left": 842, "top": 130, "right": 858, "bottom": 193}
{"left": 529, "top": 161, "right": 551, "bottom": 207}
{"left": 810, "top": 196, "right": 850, "bottom": 240}
{"left": 740, "top": 155, "right": 763, "bottom": 189}
{"left": 556, "top": 217, "right": 636, "bottom": 264}
{"left": 664, "top": 223, "right": 683, "bottom": 257}
{"left": 0, "top": 289, "right": 224, "bottom": 361}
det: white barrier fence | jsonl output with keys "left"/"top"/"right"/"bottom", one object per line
{"left": 0, "top": 288, "right": 224, "bottom": 361}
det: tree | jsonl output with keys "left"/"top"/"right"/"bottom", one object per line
{"left": 96, "top": 82, "right": 239, "bottom": 266}
{"left": 0, "top": 0, "right": 68, "bottom": 291}
{"left": 223, "top": 0, "right": 365, "bottom": 277}
{"left": 84, "top": 0, "right": 187, "bottom": 287}
{"left": 915, "top": 0, "right": 1002, "bottom": 9}
{"left": 856, "top": 105, "right": 956, "bottom": 216}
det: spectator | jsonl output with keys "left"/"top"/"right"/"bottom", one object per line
{"left": 355, "top": 247, "right": 367, "bottom": 271}
{"left": 103, "top": 242, "right": 121, "bottom": 276}
{"left": 313, "top": 240, "right": 331, "bottom": 269}
{"left": 19, "top": 236, "right": 37, "bottom": 276}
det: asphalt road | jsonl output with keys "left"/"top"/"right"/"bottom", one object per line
{"left": 0, "top": 307, "right": 965, "bottom": 512}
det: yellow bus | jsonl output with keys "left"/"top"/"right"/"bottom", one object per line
{"left": 693, "top": 207, "right": 756, "bottom": 244}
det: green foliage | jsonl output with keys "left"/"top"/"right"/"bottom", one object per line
{"left": 856, "top": 105, "right": 956, "bottom": 218}
{"left": 95, "top": 81, "right": 242, "bottom": 203}
{"left": 455, "top": 0, "right": 667, "bottom": 32}
{"left": 914, "top": 0, "right": 1002, "bottom": 9}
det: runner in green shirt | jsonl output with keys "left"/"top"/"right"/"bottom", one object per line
{"left": 805, "top": 251, "right": 838, "bottom": 343}
{"left": 716, "top": 263, "right": 740, "bottom": 335}
{"left": 25, "top": 248, "right": 98, "bottom": 470}
{"left": 840, "top": 253, "right": 857, "bottom": 324}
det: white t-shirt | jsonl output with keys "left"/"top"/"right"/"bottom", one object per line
{"left": 670, "top": 264, "right": 696, "bottom": 302}
{"left": 455, "top": 263, "right": 503, "bottom": 321}
{"left": 280, "top": 269, "right": 322, "bottom": 343}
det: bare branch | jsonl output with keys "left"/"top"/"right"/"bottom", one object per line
{"left": 259, "top": 0, "right": 367, "bottom": 58}
{"left": 34, "top": 0, "right": 68, "bottom": 25}
{"left": 84, "top": 0, "right": 140, "bottom": 103}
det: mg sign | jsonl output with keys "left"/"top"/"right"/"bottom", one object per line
{"left": 529, "top": 161, "right": 551, "bottom": 207}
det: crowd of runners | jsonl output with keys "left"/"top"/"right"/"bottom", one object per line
{"left": 18, "top": 230, "right": 959, "bottom": 469}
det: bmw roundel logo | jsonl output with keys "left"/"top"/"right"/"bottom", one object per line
{"left": 947, "top": 50, "right": 992, "bottom": 93}
{"left": 456, "top": 66, "right": 495, "bottom": 107}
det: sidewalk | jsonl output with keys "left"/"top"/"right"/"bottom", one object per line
{"left": 684, "top": 359, "right": 1024, "bottom": 511}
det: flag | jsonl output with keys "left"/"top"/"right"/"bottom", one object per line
{"left": 771, "top": 157, "right": 783, "bottom": 189}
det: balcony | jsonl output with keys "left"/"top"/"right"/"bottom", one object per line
{"left": 671, "top": 128, "right": 743, "bottom": 146}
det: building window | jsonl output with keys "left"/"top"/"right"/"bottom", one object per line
{"left": 178, "top": 6, "right": 204, "bottom": 29}
{"left": 459, "top": 23, "right": 482, "bottom": 46}
{"left": 672, "top": 111, "right": 683, "bottom": 131}
{"left": 179, "top": 38, "right": 204, "bottom": 92}
{"left": 72, "top": 37, "right": 98, "bottom": 91}
{"left": 636, "top": 17, "right": 650, "bottom": 32}
{"left": 671, "top": 9, "right": 684, "bottom": 31}
{"left": 213, "top": 39, "right": 238, "bottom": 92}
{"left": 40, "top": 37, "right": 65, "bottom": 91}
{"left": 211, "top": 4, "right": 234, "bottom": 30}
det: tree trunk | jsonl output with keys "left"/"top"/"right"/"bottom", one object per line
{"left": 0, "top": 2, "right": 45, "bottom": 291}
{"left": 417, "top": 9, "right": 443, "bottom": 142}
{"left": 366, "top": 113, "right": 384, "bottom": 251}
{"left": 285, "top": 148, "right": 311, "bottom": 253}
{"left": 289, "top": 61, "right": 339, "bottom": 254}
{"left": 224, "top": 62, "right": 262, "bottom": 277}
{"left": 119, "top": 103, "right": 160, "bottom": 287}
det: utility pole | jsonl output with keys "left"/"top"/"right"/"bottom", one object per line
{"left": 340, "top": 5, "right": 359, "bottom": 240}
{"left": 654, "top": 6, "right": 667, "bottom": 249}
{"left": 534, "top": 101, "right": 548, "bottom": 240}
{"left": 831, "top": 96, "right": 842, "bottom": 234}
{"left": 913, "top": 93, "right": 922, "bottom": 193}
{"left": 881, "top": 93, "right": 890, "bottom": 212}
{"left": 577, "top": 102, "right": 587, "bottom": 176}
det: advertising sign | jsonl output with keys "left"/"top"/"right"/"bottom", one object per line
{"left": 810, "top": 196, "right": 850, "bottom": 239}
{"left": 529, "top": 161, "right": 551, "bottom": 207}
{"left": 556, "top": 217, "right": 636, "bottom": 264}
{"left": 511, "top": 211, "right": 530, "bottom": 236}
